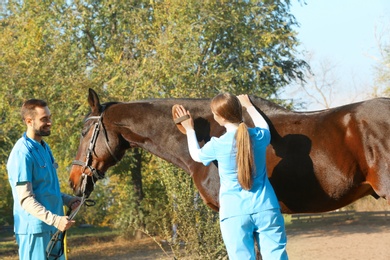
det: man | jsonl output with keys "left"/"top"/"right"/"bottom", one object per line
{"left": 7, "top": 99, "right": 80, "bottom": 260}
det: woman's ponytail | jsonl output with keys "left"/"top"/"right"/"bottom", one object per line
{"left": 236, "top": 122, "right": 254, "bottom": 190}
{"left": 210, "top": 93, "right": 254, "bottom": 190}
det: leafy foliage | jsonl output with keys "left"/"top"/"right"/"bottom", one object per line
{"left": 157, "top": 160, "right": 226, "bottom": 259}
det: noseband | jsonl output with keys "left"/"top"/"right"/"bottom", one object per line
{"left": 72, "top": 111, "right": 119, "bottom": 191}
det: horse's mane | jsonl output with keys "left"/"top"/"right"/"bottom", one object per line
{"left": 102, "top": 101, "right": 120, "bottom": 109}
{"left": 102, "top": 97, "right": 291, "bottom": 116}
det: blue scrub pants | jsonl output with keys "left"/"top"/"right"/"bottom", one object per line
{"left": 220, "top": 209, "right": 288, "bottom": 260}
{"left": 16, "top": 231, "right": 65, "bottom": 260}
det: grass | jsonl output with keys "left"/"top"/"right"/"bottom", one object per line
{"left": 0, "top": 226, "right": 121, "bottom": 259}
{"left": 0, "top": 227, "right": 17, "bottom": 259}
{"left": 67, "top": 225, "right": 120, "bottom": 239}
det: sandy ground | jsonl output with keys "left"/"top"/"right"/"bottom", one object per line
{"left": 285, "top": 218, "right": 390, "bottom": 260}
{"left": 65, "top": 216, "right": 390, "bottom": 260}
{"left": 3, "top": 214, "right": 390, "bottom": 260}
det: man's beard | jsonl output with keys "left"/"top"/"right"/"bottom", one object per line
{"left": 34, "top": 128, "right": 51, "bottom": 136}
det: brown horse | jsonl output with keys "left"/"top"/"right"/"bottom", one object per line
{"left": 69, "top": 88, "right": 390, "bottom": 214}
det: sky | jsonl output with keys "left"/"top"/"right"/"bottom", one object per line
{"left": 284, "top": 0, "right": 390, "bottom": 110}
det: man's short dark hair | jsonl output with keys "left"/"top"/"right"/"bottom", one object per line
{"left": 21, "top": 99, "right": 48, "bottom": 121}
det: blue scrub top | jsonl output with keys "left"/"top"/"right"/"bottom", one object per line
{"left": 198, "top": 127, "right": 280, "bottom": 221}
{"left": 7, "top": 133, "right": 63, "bottom": 234}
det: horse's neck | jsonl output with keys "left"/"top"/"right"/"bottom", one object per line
{"left": 114, "top": 98, "right": 294, "bottom": 171}
{"left": 115, "top": 100, "right": 208, "bottom": 171}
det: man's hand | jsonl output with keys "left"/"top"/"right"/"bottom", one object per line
{"left": 57, "top": 216, "right": 75, "bottom": 232}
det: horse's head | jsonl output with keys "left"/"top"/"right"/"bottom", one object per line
{"left": 69, "top": 88, "right": 125, "bottom": 197}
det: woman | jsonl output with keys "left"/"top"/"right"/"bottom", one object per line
{"left": 175, "top": 93, "right": 288, "bottom": 260}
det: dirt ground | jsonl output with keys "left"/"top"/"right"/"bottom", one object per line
{"left": 285, "top": 217, "right": 390, "bottom": 260}
{"left": 3, "top": 214, "right": 390, "bottom": 260}
{"left": 64, "top": 215, "right": 390, "bottom": 260}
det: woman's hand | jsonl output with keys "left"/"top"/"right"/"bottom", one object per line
{"left": 237, "top": 94, "right": 253, "bottom": 109}
{"left": 175, "top": 105, "right": 194, "bottom": 130}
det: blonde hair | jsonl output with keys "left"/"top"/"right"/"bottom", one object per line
{"left": 211, "top": 93, "right": 254, "bottom": 190}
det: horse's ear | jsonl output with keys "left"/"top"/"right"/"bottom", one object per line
{"left": 88, "top": 88, "right": 101, "bottom": 114}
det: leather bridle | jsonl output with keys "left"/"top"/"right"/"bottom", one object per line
{"left": 72, "top": 110, "right": 119, "bottom": 194}
{"left": 50, "top": 112, "right": 114, "bottom": 259}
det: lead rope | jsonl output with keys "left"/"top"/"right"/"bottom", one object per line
{"left": 46, "top": 177, "right": 95, "bottom": 259}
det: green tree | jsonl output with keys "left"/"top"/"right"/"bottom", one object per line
{"left": 64, "top": 0, "right": 306, "bottom": 99}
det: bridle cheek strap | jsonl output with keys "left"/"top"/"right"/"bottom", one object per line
{"left": 71, "top": 115, "right": 105, "bottom": 196}
{"left": 71, "top": 112, "right": 119, "bottom": 195}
